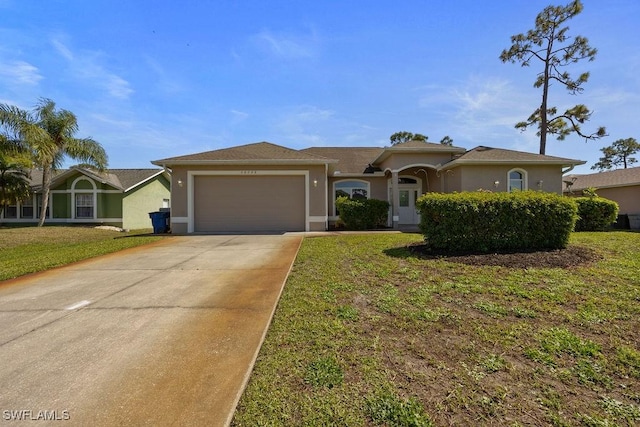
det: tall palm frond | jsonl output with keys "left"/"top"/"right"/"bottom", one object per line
{"left": 0, "top": 98, "right": 108, "bottom": 226}
{"left": 0, "top": 155, "right": 32, "bottom": 217}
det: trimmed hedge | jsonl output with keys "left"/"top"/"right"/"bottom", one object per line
{"left": 574, "top": 197, "right": 619, "bottom": 231}
{"left": 416, "top": 191, "right": 578, "bottom": 252}
{"left": 336, "top": 197, "right": 390, "bottom": 230}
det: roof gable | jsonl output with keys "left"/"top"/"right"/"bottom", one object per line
{"left": 390, "top": 140, "right": 465, "bottom": 150}
{"left": 30, "top": 168, "right": 165, "bottom": 192}
{"left": 372, "top": 141, "right": 466, "bottom": 164}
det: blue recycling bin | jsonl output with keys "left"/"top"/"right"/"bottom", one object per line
{"left": 149, "top": 211, "right": 170, "bottom": 233}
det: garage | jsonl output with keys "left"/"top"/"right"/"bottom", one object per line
{"left": 193, "top": 174, "right": 306, "bottom": 232}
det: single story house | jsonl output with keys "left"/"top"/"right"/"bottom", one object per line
{"left": 564, "top": 166, "right": 640, "bottom": 228}
{"left": 0, "top": 167, "right": 170, "bottom": 230}
{"left": 152, "top": 141, "right": 584, "bottom": 234}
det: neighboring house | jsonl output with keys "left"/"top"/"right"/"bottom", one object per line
{"left": 0, "top": 167, "right": 171, "bottom": 230}
{"left": 564, "top": 166, "right": 640, "bottom": 228}
{"left": 152, "top": 141, "right": 584, "bottom": 234}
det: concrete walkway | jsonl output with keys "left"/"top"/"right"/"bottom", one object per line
{"left": 0, "top": 234, "right": 302, "bottom": 426}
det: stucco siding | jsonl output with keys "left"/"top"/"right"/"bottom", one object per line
{"left": 122, "top": 177, "right": 170, "bottom": 230}
{"left": 457, "top": 165, "right": 563, "bottom": 194}
{"left": 377, "top": 152, "right": 454, "bottom": 172}
{"left": 592, "top": 186, "right": 640, "bottom": 214}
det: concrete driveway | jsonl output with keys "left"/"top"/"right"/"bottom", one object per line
{"left": 0, "top": 234, "right": 302, "bottom": 426}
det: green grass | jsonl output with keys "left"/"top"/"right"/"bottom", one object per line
{"left": 0, "top": 226, "right": 163, "bottom": 280}
{"left": 232, "top": 231, "right": 640, "bottom": 426}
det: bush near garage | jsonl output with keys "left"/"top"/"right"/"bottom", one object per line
{"left": 574, "top": 196, "right": 619, "bottom": 231}
{"left": 336, "top": 196, "right": 390, "bottom": 230}
{"left": 416, "top": 191, "right": 578, "bottom": 252}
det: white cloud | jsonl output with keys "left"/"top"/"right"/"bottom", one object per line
{"left": 0, "top": 60, "right": 42, "bottom": 85}
{"left": 272, "top": 105, "right": 335, "bottom": 146}
{"left": 104, "top": 75, "right": 133, "bottom": 99}
{"left": 51, "top": 38, "right": 74, "bottom": 61}
{"left": 417, "top": 77, "right": 537, "bottom": 149}
{"left": 50, "top": 37, "right": 133, "bottom": 99}
{"left": 252, "top": 28, "right": 318, "bottom": 59}
{"left": 230, "top": 109, "right": 249, "bottom": 120}
{"left": 143, "top": 56, "right": 185, "bottom": 95}
{"left": 275, "top": 105, "right": 334, "bottom": 132}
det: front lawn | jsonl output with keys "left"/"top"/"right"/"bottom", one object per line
{"left": 233, "top": 232, "right": 640, "bottom": 426}
{"left": 0, "top": 226, "right": 163, "bottom": 281}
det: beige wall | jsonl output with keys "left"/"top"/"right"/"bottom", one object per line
{"left": 442, "top": 169, "right": 462, "bottom": 193}
{"left": 453, "top": 165, "right": 564, "bottom": 194}
{"left": 377, "top": 152, "right": 454, "bottom": 172}
{"left": 584, "top": 186, "right": 640, "bottom": 214}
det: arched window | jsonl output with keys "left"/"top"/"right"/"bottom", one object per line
{"left": 71, "top": 177, "right": 97, "bottom": 219}
{"left": 508, "top": 169, "right": 527, "bottom": 192}
{"left": 333, "top": 180, "right": 370, "bottom": 215}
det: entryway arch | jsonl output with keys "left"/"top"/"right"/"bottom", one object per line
{"left": 387, "top": 175, "right": 422, "bottom": 225}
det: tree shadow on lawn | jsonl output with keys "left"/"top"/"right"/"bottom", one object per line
{"left": 384, "top": 243, "right": 601, "bottom": 269}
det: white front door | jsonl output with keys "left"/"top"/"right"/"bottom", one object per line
{"left": 398, "top": 188, "right": 420, "bottom": 224}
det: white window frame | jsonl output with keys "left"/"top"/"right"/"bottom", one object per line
{"left": 75, "top": 193, "right": 94, "bottom": 218}
{"left": 333, "top": 179, "right": 370, "bottom": 216}
{"left": 507, "top": 168, "right": 527, "bottom": 192}
{"left": 70, "top": 177, "right": 98, "bottom": 220}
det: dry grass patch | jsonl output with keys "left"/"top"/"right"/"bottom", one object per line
{"left": 233, "top": 231, "right": 640, "bottom": 426}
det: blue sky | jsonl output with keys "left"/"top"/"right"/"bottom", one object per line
{"left": 1, "top": 0, "right": 638, "bottom": 173}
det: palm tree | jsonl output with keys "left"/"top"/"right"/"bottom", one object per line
{"left": 0, "top": 137, "right": 32, "bottom": 217}
{"left": 0, "top": 98, "right": 108, "bottom": 226}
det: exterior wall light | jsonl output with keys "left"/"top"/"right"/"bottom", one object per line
{"left": 537, "top": 180, "right": 543, "bottom": 189}
{"left": 313, "top": 179, "right": 318, "bottom": 187}
{"left": 494, "top": 180, "right": 500, "bottom": 188}
{"left": 177, "top": 179, "right": 183, "bottom": 187}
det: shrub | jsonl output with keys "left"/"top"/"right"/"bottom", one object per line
{"left": 336, "top": 196, "right": 389, "bottom": 230}
{"left": 416, "top": 191, "right": 578, "bottom": 252}
{"left": 574, "top": 197, "right": 619, "bottom": 231}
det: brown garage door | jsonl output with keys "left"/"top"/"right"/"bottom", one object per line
{"left": 194, "top": 175, "right": 306, "bottom": 232}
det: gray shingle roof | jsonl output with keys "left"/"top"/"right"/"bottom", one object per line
{"left": 152, "top": 141, "right": 586, "bottom": 176}
{"left": 29, "top": 168, "right": 164, "bottom": 192}
{"left": 442, "top": 146, "right": 584, "bottom": 167}
{"left": 565, "top": 166, "right": 640, "bottom": 191}
{"left": 301, "top": 147, "right": 384, "bottom": 174}
{"left": 153, "top": 141, "right": 334, "bottom": 164}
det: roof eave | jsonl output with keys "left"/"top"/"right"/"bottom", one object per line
{"left": 438, "top": 159, "right": 586, "bottom": 171}
{"left": 151, "top": 159, "right": 337, "bottom": 167}
{"left": 123, "top": 170, "right": 169, "bottom": 192}
{"left": 330, "top": 172, "right": 386, "bottom": 178}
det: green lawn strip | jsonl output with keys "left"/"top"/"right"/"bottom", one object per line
{"left": 0, "top": 226, "right": 163, "bottom": 280}
{"left": 233, "top": 231, "right": 640, "bottom": 426}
